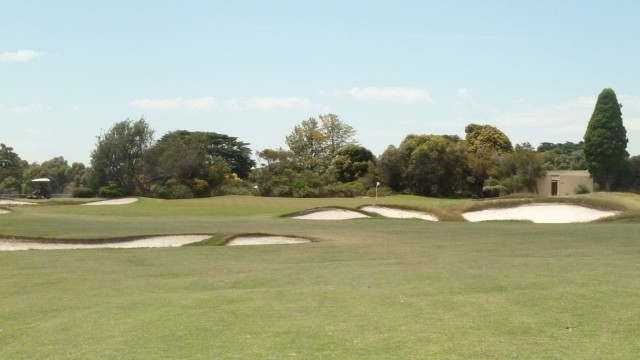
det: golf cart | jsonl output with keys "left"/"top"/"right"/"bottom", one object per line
{"left": 28, "top": 178, "right": 51, "bottom": 199}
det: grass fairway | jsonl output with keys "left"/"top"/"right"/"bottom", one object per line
{"left": 1, "top": 195, "right": 640, "bottom": 358}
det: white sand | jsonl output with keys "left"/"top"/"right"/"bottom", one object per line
{"left": 0, "top": 200, "right": 36, "bottom": 205}
{"left": 291, "top": 208, "right": 370, "bottom": 220}
{"left": 0, "top": 209, "right": 9, "bottom": 215}
{"left": 462, "top": 203, "right": 619, "bottom": 223}
{"left": 227, "top": 236, "right": 311, "bottom": 246}
{"left": 360, "top": 205, "right": 438, "bottom": 221}
{"left": 0, "top": 235, "right": 211, "bottom": 251}
{"left": 82, "top": 197, "right": 139, "bottom": 205}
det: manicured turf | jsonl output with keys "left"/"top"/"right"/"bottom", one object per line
{"left": 1, "top": 195, "right": 639, "bottom": 359}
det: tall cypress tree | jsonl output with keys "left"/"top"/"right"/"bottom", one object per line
{"left": 583, "top": 88, "right": 629, "bottom": 190}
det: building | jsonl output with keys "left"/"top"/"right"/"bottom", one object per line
{"left": 536, "top": 170, "right": 593, "bottom": 196}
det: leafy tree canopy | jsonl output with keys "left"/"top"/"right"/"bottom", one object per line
{"left": 156, "top": 130, "right": 255, "bottom": 179}
{"left": 465, "top": 123, "right": 513, "bottom": 154}
{"left": 583, "top": 88, "right": 629, "bottom": 190}
{"left": 90, "top": 117, "right": 155, "bottom": 195}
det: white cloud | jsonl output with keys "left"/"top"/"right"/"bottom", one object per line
{"left": 12, "top": 104, "right": 43, "bottom": 114}
{"left": 130, "top": 98, "right": 185, "bottom": 112}
{"left": 339, "top": 86, "right": 434, "bottom": 104}
{"left": 245, "top": 96, "right": 312, "bottom": 110}
{"left": 457, "top": 87, "right": 480, "bottom": 108}
{"left": 184, "top": 96, "right": 218, "bottom": 112}
{"left": 130, "top": 96, "right": 313, "bottom": 112}
{"left": 0, "top": 49, "right": 44, "bottom": 62}
{"left": 70, "top": 105, "right": 82, "bottom": 113}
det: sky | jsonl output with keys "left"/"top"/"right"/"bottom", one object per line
{"left": 2, "top": 0, "right": 640, "bottom": 165}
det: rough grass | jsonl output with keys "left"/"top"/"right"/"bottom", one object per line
{"left": 1, "top": 194, "right": 640, "bottom": 359}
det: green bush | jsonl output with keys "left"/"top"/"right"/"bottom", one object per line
{"left": 191, "top": 178, "right": 210, "bottom": 198}
{"left": 320, "top": 182, "right": 366, "bottom": 198}
{"left": 575, "top": 184, "right": 591, "bottom": 195}
{"left": 482, "top": 185, "right": 508, "bottom": 198}
{"left": 213, "top": 178, "right": 256, "bottom": 196}
{"left": 98, "top": 185, "right": 126, "bottom": 198}
{"left": 72, "top": 187, "right": 96, "bottom": 198}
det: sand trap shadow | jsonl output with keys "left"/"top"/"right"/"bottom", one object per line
{"left": 227, "top": 235, "right": 311, "bottom": 246}
{"left": 360, "top": 205, "right": 438, "bottom": 221}
{"left": 290, "top": 208, "right": 370, "bottom": 220}
{"left": 463, "top": 203, "right": 619, "bottom": 223}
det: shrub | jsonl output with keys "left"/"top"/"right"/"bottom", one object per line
{"left": 150, "top": 180, "right": 194, "bottom": 199}
{"left": 320, "top": 182, "right": 366, "bottom": 198}
{"left": 191, "top": 178, "right": 210, "bottom": 198}
{"left": 575, "top": 184, "right": 591, "bottom": 195}
{"left": 272, "top": 185, "right": 294, "bottom": 197}
{"left": 213, "top": 178, "right": 256, "bottom": 196}
{"left": 98, "top": 185, "right": 126, "bottom": 198}
{"left": 482, "top": 185, "right": 508, "bottom": 198}
{"left": 366, "top": 185, "right": 393, "bottom": 197}
{"left": 72, "top": 187, "right": 96, "bottom": 198}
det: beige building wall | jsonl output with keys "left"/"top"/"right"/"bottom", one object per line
{"left": 536, "top": 170, "right": 593, "bottom": 196}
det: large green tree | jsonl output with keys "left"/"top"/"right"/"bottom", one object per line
{"left": 90, "top": 117, "right": 155, "bottom": 195}
{"left": 0, "top": 144, "right": 27, "bottom": 194}
{"left": 401, "top": 134, "right": 469, "bottom": 197}
{"left": 285, "top": 117, "right": 327, "bottom": 170}
{"left": 23, "top": 157, "right": 71, "bottom": 194}
{"left": 464, "top": 123, "right": 512, "bottom": 196}
{"left": 377, "top": 145, "right": 405, "bottom": 191}
{"left": 147, "top": 130, "right": 253, "bottom": 195}
{"left": 285, "top": 114, "right": 357, "bottom": 171}
{"left": 464, "top": 123, "right": 513, "bottom": 154}
{"left": 330, "top": 144, "right": 375, "bottom": 183}
{"left": 511, "top": 143, "right": 546, "bottom": 193}
{"left": 583, "top": 88, "right": 629, "bottom": 190}
{"left": 319, "top": 113, "right": 357, "bottom": 156}
{"left": 537, "top": 141, "right": 586, "bottom": 170}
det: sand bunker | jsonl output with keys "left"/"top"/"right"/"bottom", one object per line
{"left": 82, "top": 197, "right": 139, "bottom": 205}
{"left": 227, "top": 236, "right": 311, "bottom": 246}
{"left": 0, "top": 235, "right": 211, "bottom": 251}
{"left": 360, "top": 205, "right": 438, "bottom": 221}
{"left": 0, "top": 200, "right": 36, "bottom": 206}
{"left": 463, "top": 203, "right": 619, "bottom": 223}
{"left": 291, "top": 208, "right": 370, "bottom": 220}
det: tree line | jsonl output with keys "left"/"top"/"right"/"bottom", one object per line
{"left": 1, "top": 88, "right": 638, "bottom": 198}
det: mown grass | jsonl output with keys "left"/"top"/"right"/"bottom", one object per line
{"left": 1, "top": 194, "right": 640, "bottom": 359}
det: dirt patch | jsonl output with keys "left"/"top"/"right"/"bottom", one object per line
{"left": 291, "top": 208, "right": 369, "bottom": 220}
{"left": 462, "top": 203, "right": 619, "bottom": 223}
{"left": 0, "top": 235, "right": 211, "bottom": 251}
{"left": 360, "top": 205, "right": 438, "bottom": 221}
{"left": 82, "top": 197, "right": 139, "bottom": 206}
{"left": 227, "top": 236, "right": 311, "bottom": 246}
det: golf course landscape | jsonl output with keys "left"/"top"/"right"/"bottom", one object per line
{"left": 1, "top": 193, "right": 639, "bottom": 359}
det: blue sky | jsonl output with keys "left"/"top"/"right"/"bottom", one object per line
{"left": 2, "top": 1, "right": 639, "bottom": 165}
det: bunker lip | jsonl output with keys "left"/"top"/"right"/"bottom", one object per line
{"left": 290, "top": 207, "right": 370, "bottom": 220}
{"left": 227, "top": 235, "right": 311, "bottom": 246}
{"left": 0, "top": 200, "right": 37, "bottom": 206}
{"left": 462, "top": 203, "right": 619, "bottom": 223}
{"left": 82, "top": 197, "right": 139, "bottom": 205}
{"left": 360, "top": 205, "right": 438, "bottom": 221}
{"left": 0, "top": 234, "right": 211, "bottom": 251}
